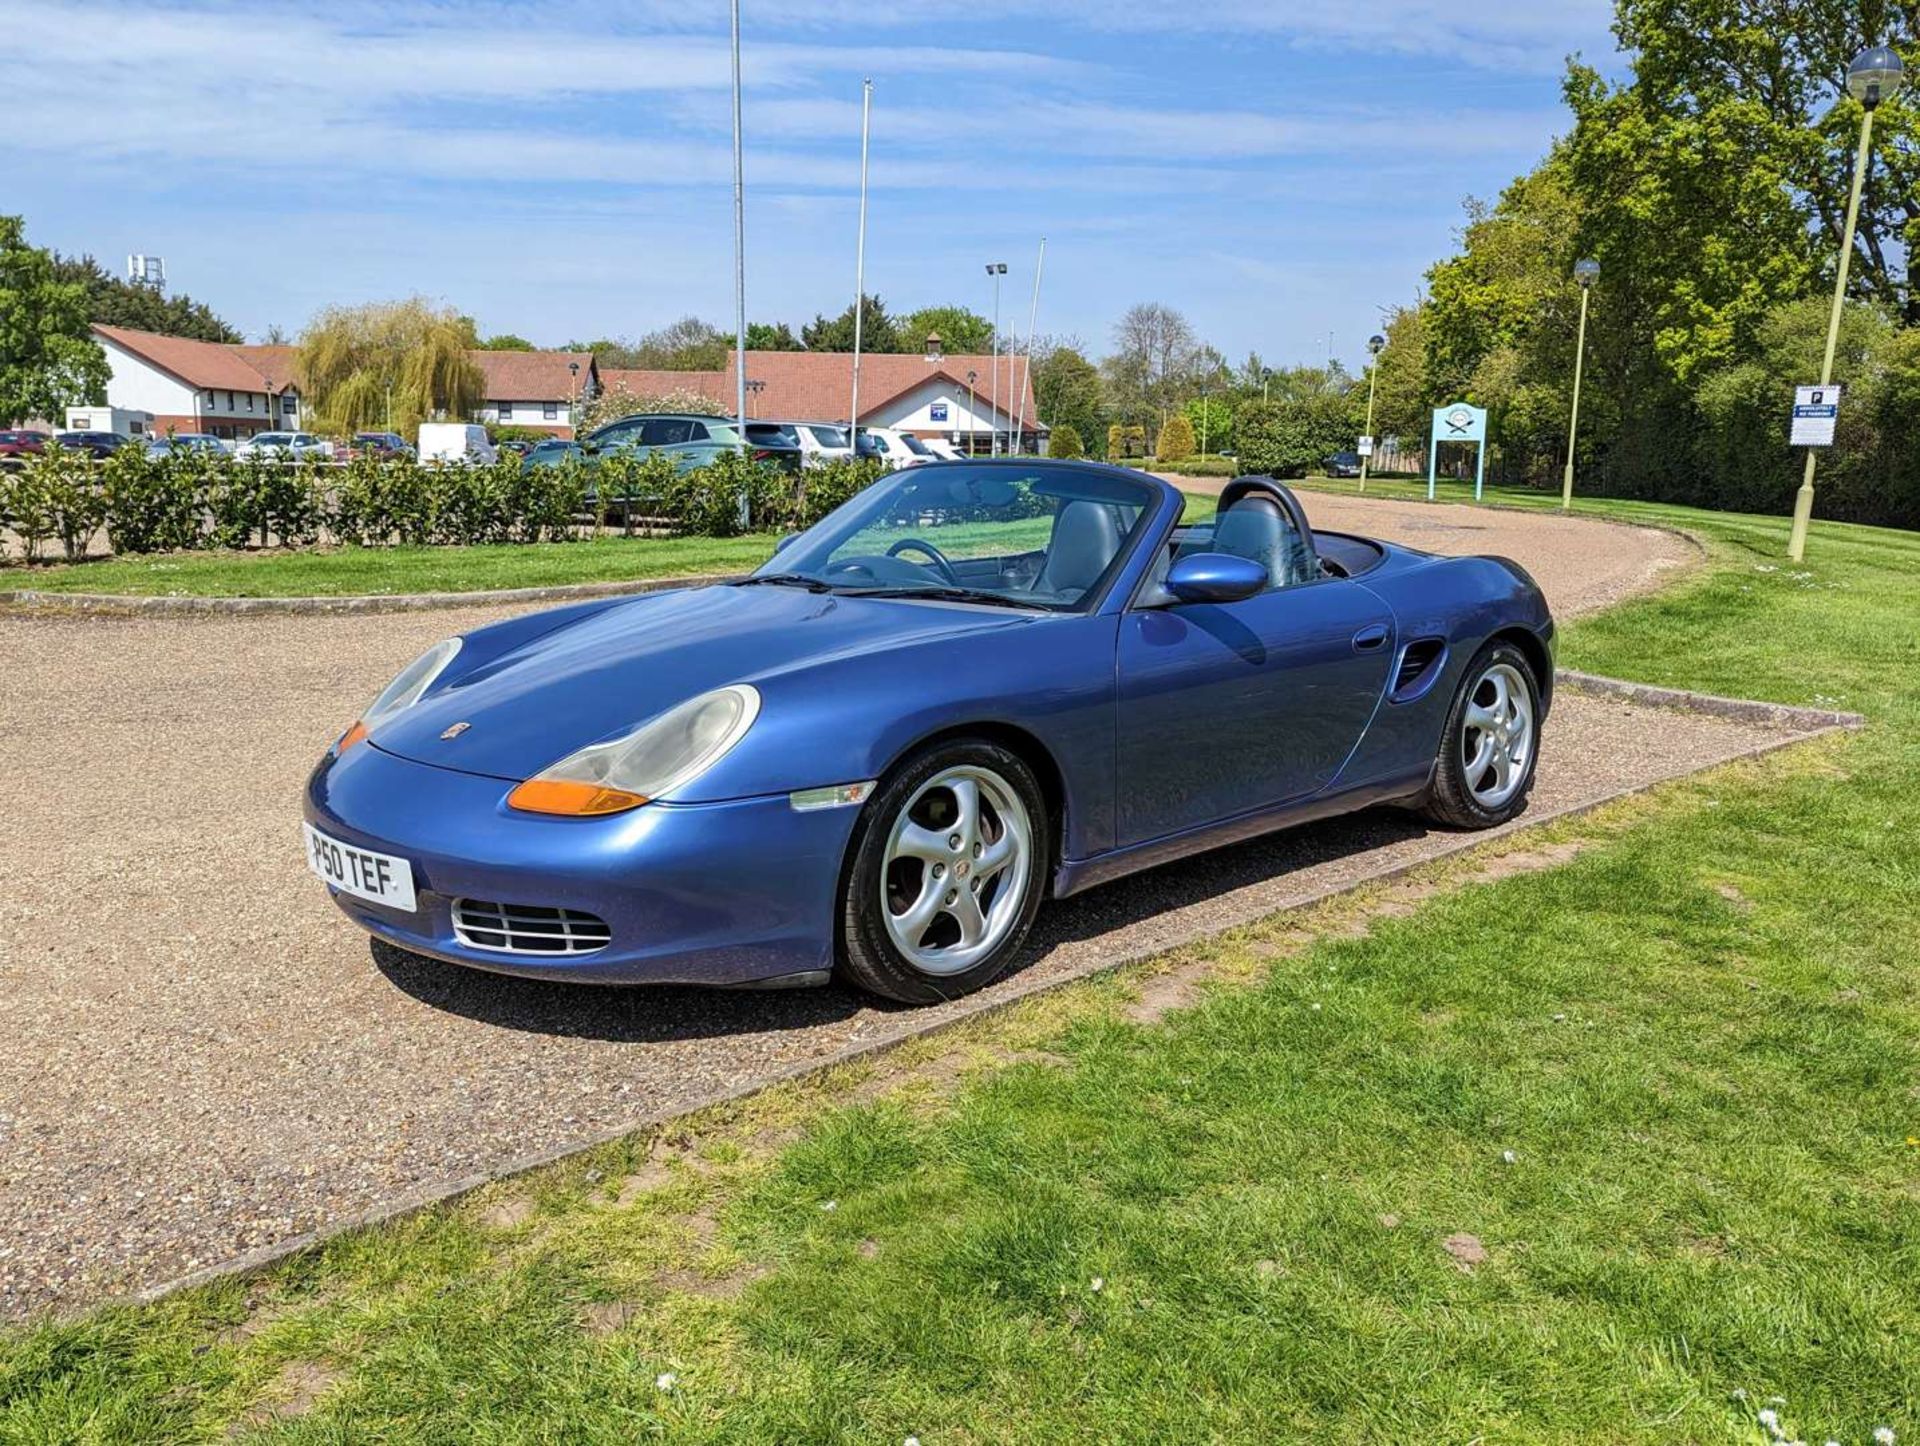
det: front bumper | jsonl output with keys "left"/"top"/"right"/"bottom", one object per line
{"left": 303, "top": 742, "right": 860, "bottom": 986}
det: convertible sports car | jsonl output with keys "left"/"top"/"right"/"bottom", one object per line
{"left": 304, "top": 461, "right": 1553, "bottom": 1003}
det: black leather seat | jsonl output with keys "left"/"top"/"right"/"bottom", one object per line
{"left": 1035, "top": 500, "right": 1123, "bottom": 597}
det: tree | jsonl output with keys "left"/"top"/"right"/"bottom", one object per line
{"left": 1029, "top": 341, "right": 1105, "bottom": 455}
{"left": 0, "top": 216, "right": 109, "bottom": 426}
{"left": 1612, "top": 0, "right": 1918, "bottom": 321}
{"left": 568, "top": 336, "right": 644, "bottom": 368}
{"left": 260, "top": 324, "right": 290, "bottom": 345}
{"left": 1183, "top": 395, "right": 1234, "bottom": 453}
{"left": 478, "top": 333, "right": 536, "bottom": 351}
{"left": 1103, "top": 303, "right": 1205, "bottom": 428}
{"left": 632, "top": 316, "right": 729, "bottom": 370}
{"left": 46, "top": 251, "right": 241, "bottom": 343}
{"left": 1157, "top": 413, "right": 1196, "bottom": 461}
{"left": 899, "top": 305, "right": 995, "bottom": 353}
{"left": 297, "top": 298, "right": 485, "bottom": 437}
{"left": 803, "top": 295, "right": 900, "bottom": 353}
{"left": 1047, "top": 423, "right": 1085, "bottom": 459}
{"left": 746, "top": 320, "right": 803, "bottom": 351}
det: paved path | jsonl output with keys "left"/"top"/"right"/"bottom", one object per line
{"left": 0, "top": 502, "right": 1752, "bottom": 1318}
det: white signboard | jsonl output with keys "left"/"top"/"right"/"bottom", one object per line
{"left": 1357, "top": 435, "right": 1375, "bottom": 457}
{"left": 1791, "top": 385, "right": 1840, "bottom": 447}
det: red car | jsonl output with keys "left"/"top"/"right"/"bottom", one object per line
{"left": 0, "top": 429, "right": 48, "bottom": 461}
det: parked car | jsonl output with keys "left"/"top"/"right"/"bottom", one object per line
{"left": 147, "top": 433, "right": 230, "bottom": 457}
{"left": 352, "top": 431, "right": 414, "bottom": 460}
{"left": 0, "top": 429, "right": 48, "bottom": 463}
{"left": 791, "top": 422, "right": 855, "bottom": 466}
{"left": 583, "top": 414, "right": 757, "bottom": 475}
{"left": 53, "top": 430, "right": 136, "bottom": 459}
{"left": 495, "top": 438, "right": 536, "bottom": 458}
{"left": 921, "top": 438, "right": 966, "bottom": 462}
{"left": 302, "top": 464, "right": 1553, "bottom": 1004}
{"left": 740, "top": 423, "right": 805, "bottom": 474}
{"left": 1326, "top": 451, "right": 1363, "bottom": 479}
{"left": 522, "top": 438, "right": 585, "bottom": 470}
{"left": 417, "top": 424, "right": 498, "bottom": 465}
{"left": 857, "top": 427, "right": 933, "bottom": 470}
{"left": 236, "top": 431, "right": 328, "bottom": 460}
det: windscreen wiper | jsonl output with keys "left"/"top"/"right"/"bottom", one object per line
{"left": 729, "top": 572, "right": 835, "bottom": 592}
{"left": 838, "top": 585, "right": 1047, "bottom": 611}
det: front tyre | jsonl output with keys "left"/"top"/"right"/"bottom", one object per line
{"left": 1422, "top": 641, "right": 1541, "bottom": 829}
{"left": 839, "top": 740, "right": 1048, "bottom": 1004}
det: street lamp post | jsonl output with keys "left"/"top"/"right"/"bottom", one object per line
{"left": 1788, "top": 45, "right": 1904, "bottom": 561}
{"left": 966, "top": 368, "right": 978, "bottom": 455}
{"left": 1562, "top": 257, "right": 1601, "bottom": 511}
{"left": 567, "top": 360, "right": 580, "bottom": 436}
{"left": 745, "top": 378, "right": 765, "bottom": 420}
{"left": 1358, "top": 333, "right": 1386, "bottom": 492}
{"left": 849, "top": 78, "right": 873, "bottom": 435}
{"left": 986, "top": 261, "right": 1006, "bottom": 455}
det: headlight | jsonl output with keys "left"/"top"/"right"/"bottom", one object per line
{"left": 334, "top": 638, "right": 462, "bottom": 754}
{"left": 507, "top": 684, "right": 761, "bottom": 817}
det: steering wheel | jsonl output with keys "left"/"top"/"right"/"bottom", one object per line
{"left": 884, "top": 537, "right": 959, "bottom": 584}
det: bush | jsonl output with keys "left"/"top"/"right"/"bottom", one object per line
{"left": 0, "top": 456, "right": 56, "bottom": 562}
{"left": 1157, "top": 414, "right": 1196, "bottom": 461}
{"left": 792, "top": 456, "right": 885, "bottom": 528}
{"left": 1107, "top": 424, "right": 1147, "bottom": 460}
{"left": 102, "top": 447, "right": 203, "bottom": 554}
{"left": 1236, "top": 397, "right": 1353, "bottom": 479}
{"left": 1047, "top": 424, "right": 1085, "bottom": 460}
{"left": 19, "top": 443, "right": 108, "bottom": 562}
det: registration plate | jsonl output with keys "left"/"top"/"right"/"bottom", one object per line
{"left": 304, "top": 823, "right": 417, "bottom": 912}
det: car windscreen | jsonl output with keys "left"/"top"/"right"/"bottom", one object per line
{"left": 758, "top": 464, "right": 1160, "bottom": 612}
{"left": 805, "top": 424, "right": 849, "bottom": 448}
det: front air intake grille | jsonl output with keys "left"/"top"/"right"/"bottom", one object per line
{"left": 452, "top": 899, "right": 611, "bottom": 955}
{"left": 1393, "top": 639, "right": 1446, "bottom": 698}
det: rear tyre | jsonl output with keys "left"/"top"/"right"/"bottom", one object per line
{"left": 1421, "top": 641, "right": 1541, "bottom": 829}
{"left": 839, "top": 740, "right": 1048, "bottom": 1004}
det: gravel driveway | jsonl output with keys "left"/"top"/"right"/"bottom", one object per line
{"left": 0, "top": 502, "right": 1767, "bottom": 1319}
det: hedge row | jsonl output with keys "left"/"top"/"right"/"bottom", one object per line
{"left": 0, "top": 446, "right": 887, "bottom": 563}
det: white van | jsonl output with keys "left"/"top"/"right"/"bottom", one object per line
{"left": 418, "top": 423, "right": 498, "bottom": 465}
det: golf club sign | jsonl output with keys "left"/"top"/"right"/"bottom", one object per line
{"left": 1427, "top": 401, "right": 1489, "bottom": 500}
{"left": 1790, "top": 385, "right": 1840, "bottom": 448}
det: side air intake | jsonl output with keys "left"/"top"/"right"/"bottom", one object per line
{"left": 1392, "top": 639, "right": 1447, "bottom": 700}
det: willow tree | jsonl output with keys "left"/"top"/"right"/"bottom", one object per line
{"left": 297, "top": 299, "right": 484, "bottom": 436}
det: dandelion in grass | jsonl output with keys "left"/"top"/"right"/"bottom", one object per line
{"left": 1758, "top": 1408, "right": 1780, "bottom": 1432}
{"left": 1501, "top": 1150, "right": 1518, "bottom": 1164}
{"left": 1874, "top": 1429, "right": 1895, "bottom": 1445}
{"left": 655, "top": 1372, "right": 677, "bottom": 1393}
{"left": 1090, "top": 1276, "right": 1105, "bottom": 1293}
{"left": 821, "top": 1199, "right": 838, "bottom": 1212}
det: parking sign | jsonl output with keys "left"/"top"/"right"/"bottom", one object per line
{"left": 1791, "top": 385, "right": 1840, "bottom": 447}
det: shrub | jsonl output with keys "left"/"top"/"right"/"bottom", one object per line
{"left": 792, "top": 456, "right": 885, "bottom": 529}
{"left": 103, "top": 447, "right": 203, "bottom": 554}
{"left": 1156, "top": 414, "right": 1196, "bottom": 461}
{"left": 1047, "top": 424, "right": 1085, "bottom": 460}
{"left": 1107, "top": 424, "right": 1147, "bottom": 459}
{"left": 1236, "top": 397, "right": 1353, "bottom": 478}
{"left": 0, "top": 456, "right": 55, "bottom": 562}
{"left": 22, "top": 443, "right": 108, "bottom": 561}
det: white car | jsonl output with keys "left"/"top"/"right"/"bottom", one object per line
{"left": 235, "top": 430, "right": 327, "bottom": 460}
{"left": 859, "top": 427, "right": 934, "bottom": 470}
{"left": 793, "top": 422, "right": 855, "bottom": 467}
{"left": 417, "top": 423, "right": 499, "bottom": 465}
{"left": 921, "top": 438, "right": 966, "bottom": 462}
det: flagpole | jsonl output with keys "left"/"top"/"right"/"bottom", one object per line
{"left": 849, "top": 78, "right": 872, "bottom": 436}
{"left": 1012, "top": 236, "right": 1045, "bottom": 454}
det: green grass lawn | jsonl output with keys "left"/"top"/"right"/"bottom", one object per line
{"left": 2, "top": 500, "right": 1916, "bottom": 1443}
{"left": 5, "top": 534, "right": 784, "bottom": 598}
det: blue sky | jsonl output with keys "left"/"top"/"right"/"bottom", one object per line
{"left": 9, "top": 0, "right": 1617, "bottom": 371}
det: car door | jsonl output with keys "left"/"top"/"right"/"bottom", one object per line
{"left": 1114, "top": 518, "right": 1395, "bottom": 847}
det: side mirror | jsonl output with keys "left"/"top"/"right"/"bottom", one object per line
{"left": 1164, "top": 552, "right": 1268, "bottom": 605}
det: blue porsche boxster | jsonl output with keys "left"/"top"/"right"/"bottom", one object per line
{"left": 304, "top": 462, "right": 1553, "bottom": 1003}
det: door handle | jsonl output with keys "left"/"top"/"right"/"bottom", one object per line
{"left": 1352, "top": 624, "right": 1390, "bottom": 652}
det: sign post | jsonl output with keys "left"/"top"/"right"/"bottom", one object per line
{"left": 1427, "top": 403, "right": 1489, "bottom": 501}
